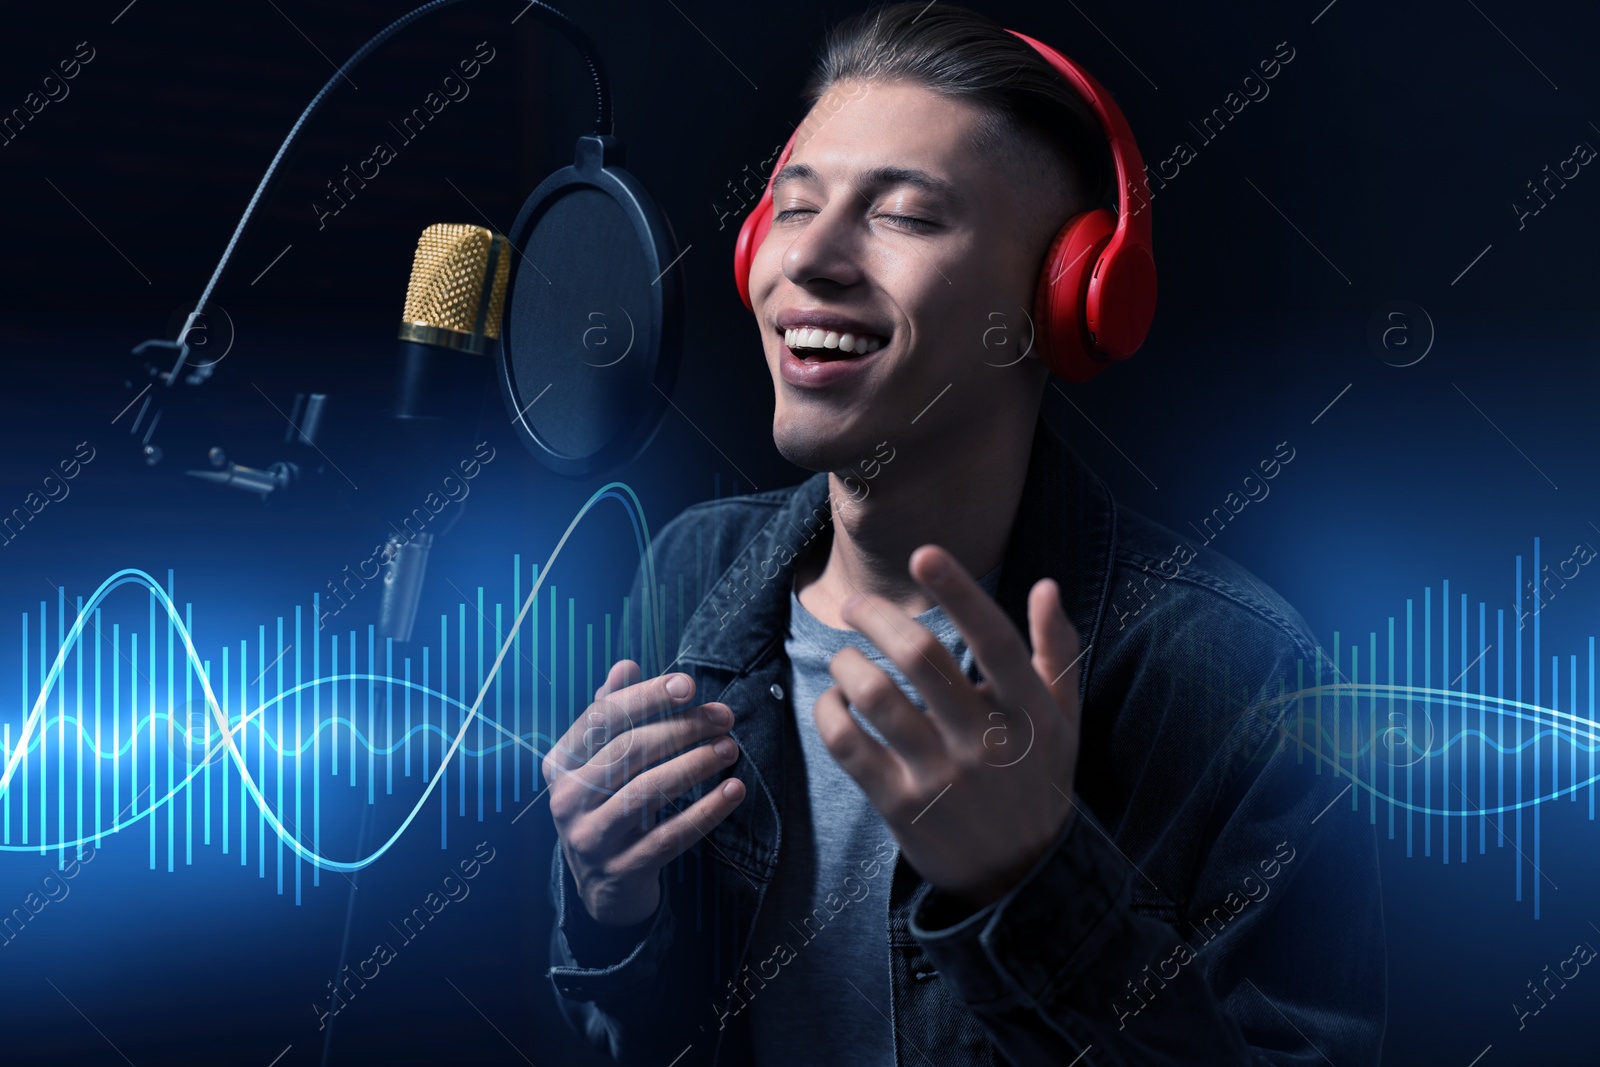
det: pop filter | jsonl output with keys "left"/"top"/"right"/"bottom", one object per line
{"left": 498, "top": 134, "right": 683, "bottom": 478}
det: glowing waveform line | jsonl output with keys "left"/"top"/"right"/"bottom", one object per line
{"left": 28, "top": 679, "right": 1593, "bottom": 848}
{"left": 1252, "top": 682, "right": 1600, "bottom": 752}
{"left": 0, "top": 482, "right": 661, "bottom": 871}
{"left": 0, "top": 674, "right": 568, "bottom": 853}
{"left": 1283, "top": 736, "right": 1600, "bottom": 818}
{"left": 1248, "top": 682, "right": 1600, "bottom": 818}
{"left": 4, "top": 676, "right": 554, "bottom": 762}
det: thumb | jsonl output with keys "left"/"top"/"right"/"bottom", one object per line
{"left": 1029, "top": 578, "right": 1082, "bottom": 717}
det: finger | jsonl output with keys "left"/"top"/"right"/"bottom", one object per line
{"left": 622, "top": 774, "right": 747, "bottom": 873}
{"left": 813, "top": 683, "right": 905, "bottom": 803}
{"left": 563, "top": 701, "right": 733, "bottom": 802}
{"left": 544, "top": 671, "right": 696, "bottom": 782}
{"left": 1029, "top": 578, "right": 1083, "bottom": 717}
{"left": 588, "top": 733, "right": 741, "bottom": 842}
{"left": 826, "top": 646, "right": 943, "bottom": 764}
{"left": 908, "top": 544, "right": 1044, "bottom": 708}
{"left": 593, "top": 658, "right": 642, "bottom": 703}
{"left": 835, "top": 588, "right": 971, "bottom": 745}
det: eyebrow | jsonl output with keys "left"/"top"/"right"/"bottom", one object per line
{"left": 769, "top": 162, "right": 966, "bottom": 206}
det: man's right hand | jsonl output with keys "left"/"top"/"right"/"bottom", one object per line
{"left": 543, "top": 659, "right": 746, "bottom": 927}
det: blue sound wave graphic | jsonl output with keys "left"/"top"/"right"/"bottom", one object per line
{"left": 0, "top": 482, "right": 665, "bottom": 893}
{"left": 1, "top": 493, "right": 1592, "bottom": 916}
{"left": 1230, "top": 538, "right": 1596, "bottom": 916}
{"left": 1, "top": 678, "right": 558, "bottom": 849}
{"left": 1254, "top": 682, "right": 1599, "bottom": 815}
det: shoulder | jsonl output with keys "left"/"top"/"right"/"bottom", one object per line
{"left": 1103, "top": 502, "right": 1324, "bottom": 676}
{"left": 1088, "top": 502, "right": 1339, "bottom": 807}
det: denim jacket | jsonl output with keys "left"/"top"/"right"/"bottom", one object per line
{"left": 547, "top": 416, "right": 1387, "bottom": 1066}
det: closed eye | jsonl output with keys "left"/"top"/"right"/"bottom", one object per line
{"left": 877, "top": 213, "right": 936, "bottom": 233}
{"left": 772, "top": 207, "right": 937, "bottom": 233}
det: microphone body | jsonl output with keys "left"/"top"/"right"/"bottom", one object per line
{"left": 378, "top": 531, "right": 434, "bottom": 643}
{"left": 380, "top": 223, "right": 511, "bottom": 641}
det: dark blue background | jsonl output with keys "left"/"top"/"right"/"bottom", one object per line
{"left": 1, "top": 0, "right": 1597, "bottom": 1063}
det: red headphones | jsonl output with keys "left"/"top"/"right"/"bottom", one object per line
{"left": 732, "top": 29, "right": 1156, "bottom": 382}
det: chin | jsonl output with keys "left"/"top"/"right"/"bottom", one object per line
{"left": 772, "top": 411, "right": 855, "bottom": 474}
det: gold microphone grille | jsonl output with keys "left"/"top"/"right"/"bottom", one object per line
{"left": 399, "top": 223, "right": 512, "bottom": 354}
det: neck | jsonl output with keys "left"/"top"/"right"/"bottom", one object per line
{"left": 795, "top": 413, "right": 1038, "bottom": 629}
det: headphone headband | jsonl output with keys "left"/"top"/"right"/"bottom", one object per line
{"left": 1004, "top": 30, "right": 1152, "bottom": 274}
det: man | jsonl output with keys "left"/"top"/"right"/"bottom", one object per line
{"left": 541, "top": 5, "right": 1385, "bottom": 1065}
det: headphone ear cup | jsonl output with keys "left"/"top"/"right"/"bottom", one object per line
{"left": 733, "top": 197, "right": 772, "bottom": 312}
{"left": 1034, "top": 208, "right": 1114, "bottom": 382}
{"left": 1085, "top": 236, "right": 1158, "bottom": 361}
{"left": 733, "top": 130, "right": 799, "bottom": 312}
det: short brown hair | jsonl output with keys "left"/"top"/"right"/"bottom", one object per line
{"left": 802, "top": 3, "right": 1114, "bottom": 213}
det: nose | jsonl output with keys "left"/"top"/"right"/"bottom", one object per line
{"left": 780, "top": 197, "right": 865, "bottom": 292}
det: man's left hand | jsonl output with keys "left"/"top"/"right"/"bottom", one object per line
{"left": 815, "top": 543, "right": 1084, "bottom": 911}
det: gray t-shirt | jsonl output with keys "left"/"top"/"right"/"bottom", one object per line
{"left": 747, "top": 564, "right": 1003, "bottom": 1065}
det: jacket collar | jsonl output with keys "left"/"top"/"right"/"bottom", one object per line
{"left": 677, "top": 415, "right": 1117, "bottom": 699}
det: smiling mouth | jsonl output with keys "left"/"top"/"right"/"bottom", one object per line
{"left": 783, "top": 327, "right": 888, "bottom": 362}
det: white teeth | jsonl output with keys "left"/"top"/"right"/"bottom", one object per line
{"left": 783, "top": 326, "right": 886, "bottom": 354}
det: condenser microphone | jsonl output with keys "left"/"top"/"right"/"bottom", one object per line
{"left": 379, "top": 223, "right": 509, "bottom": 642}
{"left": 392, "top": 222, "right": 511, "bottom": 425}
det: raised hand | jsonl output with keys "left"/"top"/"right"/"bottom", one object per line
{"left": 814, "top": 544, "right": 1083, "bottom": 910}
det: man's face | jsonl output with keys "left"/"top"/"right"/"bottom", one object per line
{"left": 748, "top": 78, "right": 1052, "bottom": 476}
